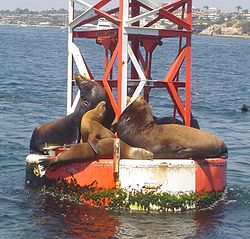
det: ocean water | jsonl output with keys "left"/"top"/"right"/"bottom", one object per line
{"left": 0, "top": 25, "right": 250, "bottom": 238}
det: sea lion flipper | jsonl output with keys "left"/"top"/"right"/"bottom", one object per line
{"left": 176, "top": 147, "right": 197, "bottom": 158}
{"left": 36, "top": 157, "right": 55, "bottom": 175}
{"left": 87, "top": 140, "right": 99, "bottom": 155}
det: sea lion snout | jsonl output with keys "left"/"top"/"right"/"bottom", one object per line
{"left": 99, "top": 101, "right": 106, "bottom": 106}
{"left": 73, "top": 73, "right": 91, "bottom": 87}
{"left": 96, "top": 101, "right": 106, "bottom": 114}
{"left": 136, "top": 95, "right": 145, "bottom": 103}
{"left": 97, "top": 101, "right": 107, "bottom": 120}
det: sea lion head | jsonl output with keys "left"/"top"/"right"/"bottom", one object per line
{"left": 127, "top": 96, "right": 154, "bottom": 127}
{"left": 74, "top": 73, "right": 104, "bottom": 109}
{"left": 116, "top": 95, "right": 154, "bottom": 137}
{"left": 93, "top": 101, "right": 107, "bottom": 122}
{"left": 73, "top": 73, "right": 115, "bottom": 128}
{"left": 241, "top": 104, "right": 249, "bottom": 113}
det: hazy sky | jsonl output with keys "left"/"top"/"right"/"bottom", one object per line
{"left": 0, "top": 0, "right": 249, "bottom": 12}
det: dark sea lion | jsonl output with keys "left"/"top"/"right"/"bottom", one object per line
{"left": 115, "top": 96, "right": 228, "bottom": 159}
{"left": 154, "top": 114, "right": 200, "bottom": 129}
{"left": 46, "top": 138, "right": 154, "bottom": 166}
{"left": 80, "top": 101, "right": 114, "bottom": 153}
{"left": 30, "top": 73, "right": 115, "bottom": 153}
{"left": 75, "top": 73, "right": 115, "bottom": 129}
{"left": 241, "top": 104, "right": 249, "bottom": 113}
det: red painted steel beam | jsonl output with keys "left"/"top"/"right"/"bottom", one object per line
{"left": 74, "top": 29, "right": 191, "bottom": 40}
{"left": 78, "top": 1, "right": 133, "bottom": 27}
{"left": 73, "top": 29, "right": 117, "bottom": 38}
{"left": 158, "top": 9, "right": 191, "bottom": 30}
{"left": 173, "top": 4, "right": 186, "bottom": 121}
{"left": 131, "top": 0, "right": 140, "bottom": 80}
{"left": 166, "top": 82, "right": 185, "bottom": 117}
{"left": 138, "top": 0, "right": 187, "bottom": 14}
{"left": 138, "top": 0, "right": 190, "bottom": 30}
{"left": 186, "top": 0, "right": 192, "bottom": 25}
{"left": 73, "top": 0, "right": 120, "bottom": 29}
{"left": 94, "top": 0, "right": 112, "bottom": 9}
{"left": 102, "top": 46, "right": 119, "bottom": 115}
{"left": 163, "top": 46, "right": 187, "bottom": 117}
{"left": 136, "top": 48, "right": 147, "bottom": 71}
{"left": 164, "top": 46, "right": 186, "bottom": 83}
{"left": 116, "top": 0, "right": 125, "bottom": 116}
{"left": 136, "top": 0, "right": 151, "bottom": 11}
{"left": 185, "top": 37, "right": 192, "bottom": 126}
{"left": 76, "top": 7, "right": 119, "bottom": 27}
{"left": 94, "top": 8, "right": 120, "bottom": 26}
{"left": 158, "top": 29, "right": 191, "bottom": 37}
{"left": 163, "top": 0, "right": 189, "bottom": 12}
{"left": 144, "top": 15, "right": 161, "bottom": 27}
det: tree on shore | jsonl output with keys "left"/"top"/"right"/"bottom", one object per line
{"left": 15, "top": 8, "right": 30, "bottom": 14}
{"left": 236, "top": 6, "right": 242, "bottom": 12}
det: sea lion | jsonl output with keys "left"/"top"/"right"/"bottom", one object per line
{"left": 241, "top": 104, "right": 249, "bottom": 112}
{"left": 80, "top": 101, "right": 114, "bottom": 153}
{"left": 153, "top": 114, "right": 200, "bottom": 129}
{"left": 115, "top": 96, "right": 228, "bottom": 159}
{"left": 29, "top": 73, "right": 115, "bottom": 153}
{"left": 46, "top": 138, "right": 154, "bottom": 166}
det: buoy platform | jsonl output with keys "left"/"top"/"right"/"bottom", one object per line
{"left": 26, "top": 146, "right": 226, "bottom": 211}
{"left": 26, "top": 0, "right": 228, "bottom": 211}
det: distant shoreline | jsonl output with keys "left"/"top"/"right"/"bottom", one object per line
{"left": 197, "top": 32, "right": 250, "bottom": 39}
{"left": 1, "top": 23, "right": 250, "bottom": 40}
{"left": 0, "top": 22, "right": 66, "bottom": 29}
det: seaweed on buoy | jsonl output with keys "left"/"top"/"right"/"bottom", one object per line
{"left": 40, "top": 177, "right": 224, "bottom": 212}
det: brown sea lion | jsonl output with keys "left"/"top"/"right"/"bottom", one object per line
{"left": 29, "top": 73, "right": 115, "bottom": 153}
{"left": 80, "top": 101, "right": 114, "bottom": 153}
{"left": 46, "top": 138, "right": 154, "bottom": 166}
{"left": 115, "top": 96, "right": 228, "bottom": 159}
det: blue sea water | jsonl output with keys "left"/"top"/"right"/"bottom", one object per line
{"left": 0, "top": 25, "right": 250, "bottom": 238}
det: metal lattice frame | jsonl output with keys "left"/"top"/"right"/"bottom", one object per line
{"left": 67, "top": 0, "right": 192, "bottom": 126}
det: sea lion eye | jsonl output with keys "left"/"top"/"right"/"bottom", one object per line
{"left": 81, "top": 100, "right": 89, "bottom": 106}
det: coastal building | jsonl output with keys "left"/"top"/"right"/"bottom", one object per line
{"left": 193, "top": 6, "right": 220, "bottom": 22}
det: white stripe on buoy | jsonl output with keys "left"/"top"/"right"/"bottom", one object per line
{"left": 119, "top": 159, "right": 196, "bottom": 193}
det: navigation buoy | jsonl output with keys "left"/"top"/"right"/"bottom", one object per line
{"left": 26, "top": 0, "right": 227, "bottom": 211}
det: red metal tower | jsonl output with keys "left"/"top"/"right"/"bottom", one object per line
{"left": 67, "top": 0, "right": 192, "bottom": 126}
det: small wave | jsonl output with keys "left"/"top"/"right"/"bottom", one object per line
{"left": 226, "top": 186, "right": 250, "bottom": 206}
